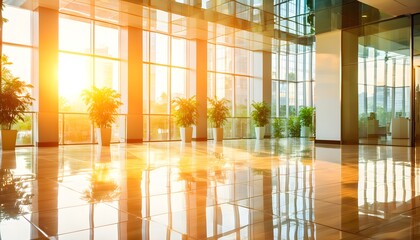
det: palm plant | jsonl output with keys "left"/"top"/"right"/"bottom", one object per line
{"left": 287, "top": 115, "right": 301, "bottom": 137}
{"left": 207, "top": 96, "right": 230, "bottom": 128}
{"left": 171, "top": 96, "right": 198, "bottom": 128}
{"left": 81, "top": 86, "right": 123, "bottom": 128}
{"left": 0, "top": 55, "right": 34, "bottom": 130}
{"left": 250, "top": 101, "right": 271, "bottom": 127}
{"left": 272, "top": 117, "right": 285, "bottom": 138}
{"left": 299, "top": 106, "right": 314, "bottom": 128}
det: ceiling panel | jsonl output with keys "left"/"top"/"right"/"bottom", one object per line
{"left": 359, "top": 0, "right": 420, "bottom": 16}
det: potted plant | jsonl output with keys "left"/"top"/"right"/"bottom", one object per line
{"left": 299, "top": 106, "right": 314, "bottom": 137}
{"left": 207, "top": 96, "right": 230, "bottom": 141}
{"left": 0, "top": 56, "right": 34, "bottom": 151}
{"left": 172, "top": 96, "right": 198, "bottom": 143}
{"left": 81, "top": 86, "right": 123, "bottom": 146}
{"left": 272, "top": 117, "right": 285, "bottom": 138}
{"left": 287, "top": 115, "right": 301, "bottom": 137}
{"left": 250, "top": 101, "right": 271, "bottom": 140}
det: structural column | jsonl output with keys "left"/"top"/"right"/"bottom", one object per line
{"left": 121, "top": 26, "right": 143, "bottom": 143}
{"left": 190, "top": 39, "right": 207, "bottom": 141}
{"left": 314, "top": 30, "right": 341, "bottom": 143}
{"left": 341, "top": 29, "right": 359, "bottom": 144}
{"left": 35, "top": 7, "right": 59, "bottom": 147}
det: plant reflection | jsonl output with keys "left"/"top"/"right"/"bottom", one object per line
{"left": 0, "top": 153, "right": 33, "bottom": 220}
{"left": 83, "top": 163, "right": 119, "bottom": 203}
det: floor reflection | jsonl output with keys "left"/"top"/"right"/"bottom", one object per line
{"left": 3, "top": 139, "right": 420, "bottom": 239}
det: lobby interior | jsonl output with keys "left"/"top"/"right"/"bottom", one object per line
{"left": 2, "top": 0, "right": 420, "bottom": 239}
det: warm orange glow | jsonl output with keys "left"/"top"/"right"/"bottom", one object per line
{"left": 58, "top": 54, "right": 91, "bottom": 99}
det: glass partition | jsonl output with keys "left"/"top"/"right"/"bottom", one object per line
{"left": 414, "top": 14, "right": 420, "bottom": 144}
{"left": 358, "top": 17, "right": 411, "bottom": 146}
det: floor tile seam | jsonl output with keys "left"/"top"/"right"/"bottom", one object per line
{"left": 226, "top": 202, "right": 279, "bottom": 220}
{"left": 201, "top": 225, "right": 249, "bottom": 240}
{"left": 286, "top": 217, "right": 373, "bottom": 239}
{"left": 26, "top": 202, "right": 101, "bottom": 215}
{"left": 21, "top": 214, "right": 51, "bottom": 239}
{"left": 56, "top": 181, "right": 94, "bottom": 196}
{"left": 146, "top": 217, "right": 198, "bottom": 237}
{"left": 48, "top": 221, "right": 141, "bottom": 238}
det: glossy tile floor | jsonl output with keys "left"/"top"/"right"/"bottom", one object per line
{"left": 1, "top": 138, "right": 420, "bottom": 239}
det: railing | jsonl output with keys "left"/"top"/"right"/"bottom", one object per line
{"left": 13, "top": 112, "right": 36, "bottom": 146}
{"left": 59, "top": 112, "right": 126, "bottom": 145}
{"left": 12, "top": 113, "right": 289, "bottom": 146}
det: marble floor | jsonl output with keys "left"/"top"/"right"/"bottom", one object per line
{"left": 1, "top": 138, "right": 420, "bottom": 239}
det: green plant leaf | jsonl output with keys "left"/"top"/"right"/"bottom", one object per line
{"left": 171, "top": 96, "right": 198, "bottom": 127}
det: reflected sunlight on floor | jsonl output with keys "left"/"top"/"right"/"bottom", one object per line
{"left": 1, "top": 139, "right": 420, "bottom": 239}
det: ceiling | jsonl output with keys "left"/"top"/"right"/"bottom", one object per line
{"left": 358, "top": 0, "right": 420, "bottom": 16}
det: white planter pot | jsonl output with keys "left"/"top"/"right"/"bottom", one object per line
{"left": 301, "top": 126, "right": 310, "bottom": 138}
{"left": 255, "top": 127, "right": 265, "bottom": 140}
{"left": 180, "top": 127, "right": 193, "bottom": 143}
{"left": 1, "top": 130, "right": 17, "bottom": 151}
{"left": 96, "top": 128, "right": 112, "bottom": 146}
{"left": 212, "top": 128, "right": 223, "bottom": 141}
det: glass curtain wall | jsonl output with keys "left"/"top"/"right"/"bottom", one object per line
{"left": 142, "top": 9, "right": 191, "bottom": 141}
{"left": 2, "top": 6, "right": 35, "bottom": 145}
{"left": 358, "top": 17, "right": 411, "bottom": 146}
{"left": 58, "top": 15, "right": 123, "bottom": 144}
{"left": 272, "top": 40, "right": 314, "bottom": 118}
{"left": 207, "top": 26, "right": 254, "bottom": 139}
{"left": 271, "top": 0, "right": 315, "bottom": 138}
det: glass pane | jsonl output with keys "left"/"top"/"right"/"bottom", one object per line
{"left": 216, "top": 45, "right": 233, "bottom": 73}
{"left": 272, "top": 81, "right": 279, "bottom": 116}
{"left": 143, "top": 115, "right": 149, "bottom": 141}
{"left": 95, "top": 22, "right": 119, "bottom": 58}
{"left": 150, "top": 33, "right": 169, "bottom": 64}
{"left": 59, "top": 53, "right": 93, "bottom": 112}
{"left": 111, "top": 115, "right": 126, "bottom": 142}
{"left": 358, "top": 17, "right": 411, "bottom": 146}
{"left": 171, "top": 68, "right": 186, "bottom": 98}
{"left": 288, "top": 82, "right": 296, "bottom": 116}
{"left": 235, "top": 76, "right": 248, "bottom": 117}
{"left": 143, "top": 31, "right": 150, "bottom": 62}
{"left": 13, "top": 113, "right": 33, "bottom": 146}
{"left": 3, "top": 6, "right": 32, "bottom": 45}
{"left": 235, "top": 48, "right": 249, "bottom": 75}
{"left": 150, "top": 65, "right": 169, "bottom": 114}
{"left": 172, "top": 38, "right": 187, "bottom": 67}
{"left": 170, "top": 117, "right": 179, "bottom": 140}
{"left": 150, "top": 9, "right": 169, "bottom": 33}
{"left": 414, "top": 14, "right": 420, "bottom": 141}
{"left": 3, "top": 45, "right": 32, "bottom": 85}
{"left": 216, "top": 73, "right": 233, "bottom": 106}
{"left": 59, "top": 15, "right": 91, "bottom": 54}
{"left": 143, "top": 64, "right": 150, "bottom": 114}
{"left": 150, "top": 116, "right": 170, "bottom": 141}
{"left": 208, "top": 44, "right": 215, "bottom": 71}
{"left": 297, "top": 82, "right": 303, "bottom": 108}
{"left": 279, "top": 82, "right": 287, "bottom": 116}
{"left": 207, "top": 72, "right": 215, "bottom": 98}
{"left": 95, "top": 58, "right": 120, "bottom": 90}
{"left": 305, "top": 81, "right": 312, "bottom": 106}
{"left": 63, "top": 114, "right": 92, "bottom": 144}
{"left": 280, "top": 53, "right": 287, "bottom": 80}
